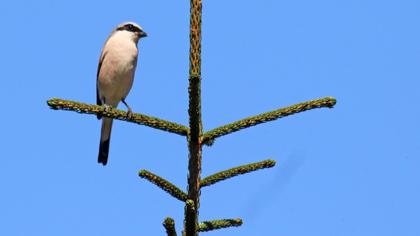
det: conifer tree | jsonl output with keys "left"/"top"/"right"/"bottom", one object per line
{"left": 47, "top": 1, "right": 336, "bottom": 235}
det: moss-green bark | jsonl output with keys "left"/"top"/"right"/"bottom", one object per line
{"left": 139, "top": 170, "right": 188, "bottom": 202}
{"left": 163, "top": 217, "right": 177, "bottom": 236}
{"left": 184, "top": 199, "right": 196, "bottom": 236}
{"left": 202, "top": 96, "right": 336, "bottom": 145}
{"left": 201, "top": 159, "right": 276, "bottom": 188}
{"left": 185, "top": 0, "right": 203, "bottom": 235}
{"left": 47, "top": 98, "right": 189, "bottom": 136}
{"left": 198, "top": 219, "right": 243, "bottom": 232}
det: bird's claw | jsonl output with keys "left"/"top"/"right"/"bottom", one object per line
{"left": 126, "top": 108, "right": 133, "bottom": 119}
{"left": 103, "top": 104, "right": 112, "bottom": 113}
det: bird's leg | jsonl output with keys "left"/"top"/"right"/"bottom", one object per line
{"left": 122, "top": 99, "right": 133, "bottom": 119}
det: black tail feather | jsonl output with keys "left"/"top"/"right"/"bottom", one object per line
{"left": 98, "top": 139, "right": 110, "bottom": 165}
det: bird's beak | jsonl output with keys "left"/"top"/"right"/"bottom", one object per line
{"left": 138, "top": 31, "right": 147, "bottom": 38}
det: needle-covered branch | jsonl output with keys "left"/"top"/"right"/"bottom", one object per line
{"left": 47, "top": 98, "right": 189, "bottom": 136}
{"left": 184, "top": 0, "right": 203, "bottom": 235}
{"left": 201, "top": 159, "right": 276, "bottom": 188}
{"left": 139, "top": 170, "right": 188, "bottom": 202}
{"left": 163, "top": 217, "right": 177, "bottom": 236}
{"left": 202, "top": 96, "right": 336, "bottom": 145}
{"left": 198, "top": 219, "right": 243, "bottom": 232}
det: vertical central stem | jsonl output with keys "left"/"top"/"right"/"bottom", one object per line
{"left": 185, "top": 0, "right": 202, "bottom": 235}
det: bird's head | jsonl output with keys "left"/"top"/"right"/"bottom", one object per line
{"left": 115, "top": 22, "right": 147, "bottom": 43}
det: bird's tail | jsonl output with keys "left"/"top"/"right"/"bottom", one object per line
{"left": 98, "top": 118, "right": 113, "bottom": 165}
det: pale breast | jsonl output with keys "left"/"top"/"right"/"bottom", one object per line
{"left": 98, "top": 31, "right": 139, "bottom": 104}
{"left": 103, "top": 32, "right": 138, "bottom": 77}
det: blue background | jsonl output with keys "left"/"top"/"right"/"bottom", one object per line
{"left": 1, "top": 0, "right": 419, "bottom": 235}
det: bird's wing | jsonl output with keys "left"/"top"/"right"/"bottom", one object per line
{"left": 96, "top": 51, "right": 107, "bottom": 120}
{"left": 96, "top": 51, "right": 108, "bottom": 106}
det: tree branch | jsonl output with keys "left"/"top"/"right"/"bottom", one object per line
{"left": 184, "top": 199, "right": 196, "bottom": 236}
{"left": 202, "top": 96, "right": 336, "bottom": 145}
{"left": 184, "top": 0, "right": 203, "bottom": 235}
{"left": 139, "top": 170, "right": 188, "bottom": 202}
{"left": 198, "top": 219, "right": 243, "bottom": 232}
{"left": 47, "top": 98, "right": 189, "bottom": 136}
{"left": 163, "top": 217, "right": 177, "bottom": 236}
{"left": 201, "top": 159, "right": 276, "bottom": 188}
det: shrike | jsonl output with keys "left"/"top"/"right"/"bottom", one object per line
{"left": 96, "top": 22, "right": 147, "bottom": 165}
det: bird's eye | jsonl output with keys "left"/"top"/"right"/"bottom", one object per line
{"left": 126, "top": 24, "right": 135, "bottom": 31}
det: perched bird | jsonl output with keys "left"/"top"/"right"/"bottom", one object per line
{"left": 96, "top": 22, "right": 147, "bottom": 165}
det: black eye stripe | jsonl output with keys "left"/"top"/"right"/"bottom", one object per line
{"left": 126, "top": 24, "right": 140, "bottom": 32}
{"left": 116, "top": 24, "right": 142, "bottom": 33}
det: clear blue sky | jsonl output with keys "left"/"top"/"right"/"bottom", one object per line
{"left": 1, "top": 0, "right": 419, "bottom": 235}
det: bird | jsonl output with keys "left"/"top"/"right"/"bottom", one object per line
{"left": 96, "top": 22, "right": 147, "bottom": 165}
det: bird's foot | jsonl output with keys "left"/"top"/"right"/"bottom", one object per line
{"left": 121, "top": 99, "right": 133, "bottom": 119}
{"left": 126, "top": 108, "right": 133, "bottom": 119}
{"left": 103, "top": 104, "right": 112, "bottom": 113}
